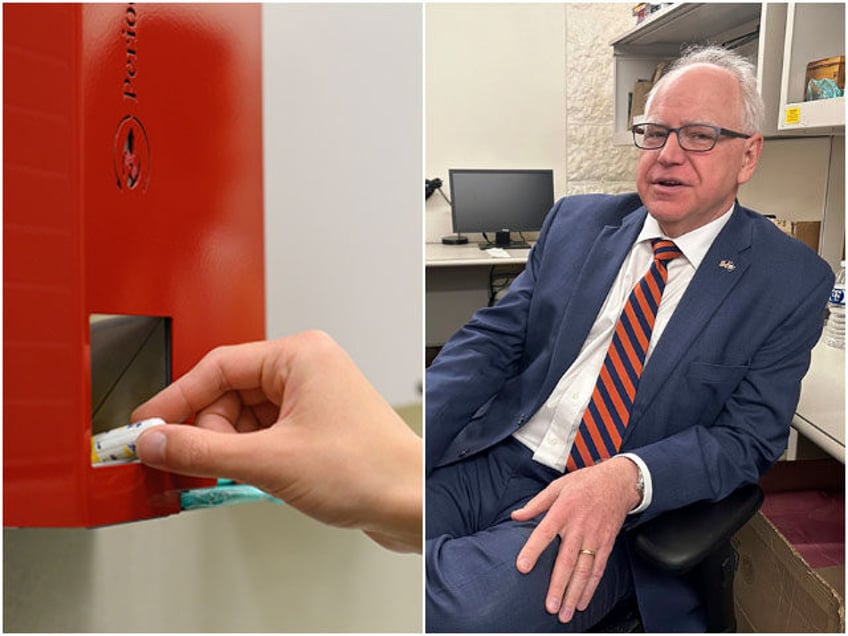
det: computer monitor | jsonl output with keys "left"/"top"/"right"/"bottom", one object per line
{"left": 449, "top": 169, "right": 554, "bottom": 249}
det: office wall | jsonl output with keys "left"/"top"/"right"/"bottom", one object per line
{"left": 3, "top": 5, "right": 423, "bottom": 633}
{"left": 739, "top": 135, "right": 845, "bottom": 272}
{"left": 265, "top": 4, "right": 423, "bottom": 407}
{"left": 425, "top": 3, "right": 637, "bottom": 242}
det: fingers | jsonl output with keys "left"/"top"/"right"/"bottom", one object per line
{"left": 515, "top": 513, "right": 559, "bottom": 573}
{"left": 516, "top": 518, "right": 607, "bottom": 623}
{"left": 577, "top": 553, "right": 607, "bottom": 611}
{"left": 511, "top": 482, "right": 558, "bottom": 522}
{"left": 131, "top": 340, "right": 279, "bottom": 424}
{"left": 534, "top": 526, "right": 596, "bottom": 619}
{"left": 544, "top": 537, "right": 581, "bottom": 615}
{"left": 136, "top": 423, "right": 275, "bottom": 484}
{"left": 554, "top": 547, "right": 607, "bottom": 623}
{"left": 513, "top": 478, "right": 568, "bottom": 573}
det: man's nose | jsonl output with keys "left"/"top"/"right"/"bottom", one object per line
{"left": 657, "top": 130, "right": 686, "bottom": 163}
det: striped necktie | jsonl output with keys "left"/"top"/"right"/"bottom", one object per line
{"left": 566, "top": 238, "right": 682, "bottom": 471}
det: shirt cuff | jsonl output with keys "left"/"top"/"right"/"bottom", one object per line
{"left": 618, "top": 452, "right": 652, "bottom": 514}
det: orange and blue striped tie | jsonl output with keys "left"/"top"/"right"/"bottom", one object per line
{"left": 566, "top": 238, "right": 682, "bottom": 471}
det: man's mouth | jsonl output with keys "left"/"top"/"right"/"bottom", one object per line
{"left": 653, "top": 178, "right": 686, "bottom": 187}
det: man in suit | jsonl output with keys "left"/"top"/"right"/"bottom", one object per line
{"left": 426, "top": 45, "right": 834, "bottom": 632}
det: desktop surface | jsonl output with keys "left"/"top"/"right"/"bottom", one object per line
{"left": 425, "top": 241, "right": 533, "bottom": 267}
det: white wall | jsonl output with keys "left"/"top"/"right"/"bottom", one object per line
{"left": 425, "top": 3, "right": 567, "bottom": 243}
{"left": 264, "top": 3, "right": 423, "bottom": 407}
{"left": 3, "top": 5, "right": 423, "bottom": 633}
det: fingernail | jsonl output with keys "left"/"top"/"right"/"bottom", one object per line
{"left": 559, "top": 607, "right": 574, "bottom": 623}
{"left": 138, "top": 430, "right": 166, "bottom": 464}
{"left": 547, "top": 597, "right": 561, "bottom": 613}
{"left": 517, "top": 558, "right": 531, "bottom": 573}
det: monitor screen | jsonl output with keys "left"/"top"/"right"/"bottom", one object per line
{"left": 449, "top": 169, "right": 554, "bottom": 235}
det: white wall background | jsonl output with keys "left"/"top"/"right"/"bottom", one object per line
{"left": 265, "top": 4, "right": 423, "bottom": 407}
{"left": 3, "top": 5, "right": 423, "bottom": 633}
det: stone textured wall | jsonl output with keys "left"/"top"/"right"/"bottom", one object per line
{"left": 564, "top": 4, "right": 639, "bottom": 195}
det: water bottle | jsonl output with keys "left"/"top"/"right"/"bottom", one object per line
{"left": 824, "top": 261, "right": 845, "bottom": 349}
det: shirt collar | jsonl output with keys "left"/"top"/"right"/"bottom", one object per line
{"left": 638, "top": 203, "right": 735, "bottom": 269}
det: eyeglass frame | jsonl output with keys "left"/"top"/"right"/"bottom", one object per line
{"left": 632, "top": 122, "right": 752, "bottom": 152}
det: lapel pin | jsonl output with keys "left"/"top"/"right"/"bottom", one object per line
{"left": 718, "top": 259, "right": 736, "bottom": 272}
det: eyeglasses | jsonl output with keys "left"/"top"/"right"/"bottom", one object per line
{"left": 632, "top": 123, "right": 751, "bottom": 152}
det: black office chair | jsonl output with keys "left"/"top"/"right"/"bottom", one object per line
{"left": 594, "top": 483, "right": 764, "bottom": 632}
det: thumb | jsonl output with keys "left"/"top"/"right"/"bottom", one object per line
{"left": 137, "top": 424, "right": 270, "bottom": 484}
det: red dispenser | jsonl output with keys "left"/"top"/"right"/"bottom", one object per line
{"left": 4, "top": 3, "right": 265, "bottom": 526}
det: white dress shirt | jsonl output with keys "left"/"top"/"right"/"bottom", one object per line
{"left": 513, "top": 205, "right": 734, "bottom": 512}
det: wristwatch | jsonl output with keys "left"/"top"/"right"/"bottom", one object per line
{"left": 634, "top": 469, "right": 645, "bottom": 504}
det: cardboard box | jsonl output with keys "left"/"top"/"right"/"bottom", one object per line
{"left": 629, "top": 79, "right": 653, "bottom": 128}
{"left": 733, "top": 460, "right": 845, "bottom": 632}
{"left": 770, "top": 218, "right": 822, "bottom": 253}
{"left": 628, "top": 62, "right": 669, "bottom": 129}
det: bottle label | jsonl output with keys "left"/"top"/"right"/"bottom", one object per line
{"left": 830, "top": 284, "right": 845, "bottom": 306}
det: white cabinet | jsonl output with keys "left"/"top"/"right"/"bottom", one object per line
{"left": 611, "top": 3, "right": 845, "bottom": 144}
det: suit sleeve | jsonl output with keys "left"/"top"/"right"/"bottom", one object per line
{"left": 631, "top": 266, "right": 834, "bottom": 524}
{"left": 425, "top": 200, "right": 561, "bottom": 471}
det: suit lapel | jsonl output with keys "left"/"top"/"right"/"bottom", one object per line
{"left": 539, "top": 208, "right": 648, "bottom": 404}
{"left": 627, "top": 206, "right": 754, "bottom": 429}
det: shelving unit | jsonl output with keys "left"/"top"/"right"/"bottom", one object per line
{"left": 611, "top": 2, "right": 845, "bottom": 144}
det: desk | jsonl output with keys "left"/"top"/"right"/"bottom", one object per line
{"left": 425, "top": 241, "right": 532, "bottom": 267}
{"left": 791, "top": 339, "right": 845, "bottom": 462}
{"left": 425, "top": 242, "right": 532, "bottom": 346}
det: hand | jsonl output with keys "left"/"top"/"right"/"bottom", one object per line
{"left": 131, "top": 330, "right": 422, "bottom": 553}
{"left": 510, "top": 456, "right": 641, "bottom": 623}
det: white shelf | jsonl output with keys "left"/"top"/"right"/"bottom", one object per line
{"left": 779, "top": 97, "right": 845, "bottom": 132}
{"left": 612, "top": 3, "right": 761, "bottom": 52}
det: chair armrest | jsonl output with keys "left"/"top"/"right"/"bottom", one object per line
{"left": 630, "top": 484, "right": 764, "bottom": 573}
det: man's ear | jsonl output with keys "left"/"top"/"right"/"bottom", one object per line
{"left": 737, "top": 133, "right": 764, "bottom": 186}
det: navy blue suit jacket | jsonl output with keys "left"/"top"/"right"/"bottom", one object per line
{"left": 426, "top": 193, "right": 834, "bottom": 631}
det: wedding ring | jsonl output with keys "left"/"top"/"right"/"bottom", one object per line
{"left": 579, "top": 548, "right": 596, "bottom": 557}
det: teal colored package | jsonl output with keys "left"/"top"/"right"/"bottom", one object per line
{"left": 180, "top": 479, "right": 283, "bottom": 511}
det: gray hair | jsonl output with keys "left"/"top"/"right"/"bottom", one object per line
{"left": 645, "top": 45, "right": 764, "bottom": 134}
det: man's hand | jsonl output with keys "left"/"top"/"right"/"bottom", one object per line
{"left": 510, "top": 456, "right": 641, "bottom": 623}
{"left": 132, "top": 331, "right": 422, "bottom": 553}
